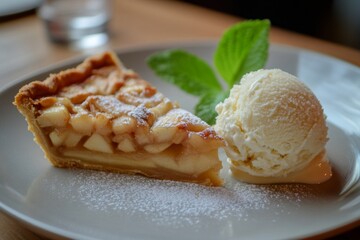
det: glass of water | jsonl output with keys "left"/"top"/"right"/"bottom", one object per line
{"left": 39, "top": 0, "right": 111, "bottom": 48}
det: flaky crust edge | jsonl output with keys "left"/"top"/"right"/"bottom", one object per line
{"left": 13, "top": 51, "right": 121, "bottom": 167}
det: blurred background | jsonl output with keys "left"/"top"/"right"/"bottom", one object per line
{"left": 179, "top": 0, "right": 360, "bottom": 50}
{"left": 1, "top": 0, "right": 359, "bottom": 50}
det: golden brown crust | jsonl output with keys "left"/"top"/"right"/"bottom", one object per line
{"left": 14, "top": 52, "right": 120, "bottom": 108}
{"left": 13, "top": 51, "right": 224, "bottom": 186}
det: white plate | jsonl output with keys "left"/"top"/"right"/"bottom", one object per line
{"left": 1, "top": 42, "right": 360, "bottom": 240}
{"left": 0, "top": 0, "right": 41, "bottom": 17}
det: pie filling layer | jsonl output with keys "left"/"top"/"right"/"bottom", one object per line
{"left": 60, "top": 148, "right": 221, "bottom": 184}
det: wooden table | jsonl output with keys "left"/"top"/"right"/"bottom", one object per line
{"left": 1, "top": 0, "right": 359, "bottom": 239}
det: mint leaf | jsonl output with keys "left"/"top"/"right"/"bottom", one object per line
{"left": 214, "top": 19, "right": 270, "bottom": 87}
{"left": 195, "top": 91, "right": 229, "bottom": 125}
{"left": 147, "top": 49, "right": 222, "bottom": 96}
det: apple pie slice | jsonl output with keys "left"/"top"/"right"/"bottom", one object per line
{"left": 14, "top": 51, "right": 223, "bottom": 186}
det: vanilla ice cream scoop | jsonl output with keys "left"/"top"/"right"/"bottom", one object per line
{"left": 215, "top": 69, "right": 332, "bottom": 184}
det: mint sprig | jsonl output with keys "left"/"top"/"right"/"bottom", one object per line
{"left": 147, "top": 20, "right": 270, "bottom": 125}
{"left": 147, "top": 49, "right": 221, "bottom": 96}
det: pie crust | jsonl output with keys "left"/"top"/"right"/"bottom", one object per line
{"left": 14, "top": 51, "right": 224, "bottom": 186}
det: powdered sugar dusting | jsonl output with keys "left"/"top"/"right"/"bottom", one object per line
{"left": 39, "top": 168, "right": 316, "bottom": 227}
{"left": 158, "top": 108, "right": 208, "bottom": 128}
{"left": 129, "top": 105, "right": 152, "bottom": 125}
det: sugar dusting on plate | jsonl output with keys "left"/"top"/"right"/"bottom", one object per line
{"left": 39, "top": 168, "right": 315, "bottom": 227}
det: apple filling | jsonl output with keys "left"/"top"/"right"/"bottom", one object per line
{"left": 35, "top": 97, "right": 222, "bottom": 183}
{"left": 36, "top": 99, "right": 220, "bottom": 166}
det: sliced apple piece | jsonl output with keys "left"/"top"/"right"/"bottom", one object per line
{"left": 94, "top": 113, "right": 112, "bottom": 135}
{"left": 149, "top": 100, "right": 176, "bottom": 118}
{"left": 83, "top": 133, "right": 113, "bottom": 153}
{"left": 64, "top": 131, "right": 83, "bottom": 147}
{"left": 112, "top": 116, "right": 136, "bottom": 135}
{"left": 134, "top": 126, "right": 152, "bottom": 145}
{"left": 186, "top": 130, "right": 223, "bottom": 152}
{"left": 117, "top": 138, "right": 136, "bottom": 152}
{"left": 37, "top": 105, "right": 70, "bottom": 127}
{"left": 49, "top": 129, "right": 68, "bottom": 147}
{"left": 173, "top": 131, "right": 188, "bottom": 144}
{"left": 151, "top": 126, "right": 176, "bottom": 143}
{"left": 56, "top": 97, "right": 73, "bottom": 110}
{"left": 69, "top": 113, "right": 94, "bottom": 135}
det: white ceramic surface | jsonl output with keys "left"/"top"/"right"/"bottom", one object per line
{"left": 0, "top": 42, "right": 360, "bottom": 240}
{"left": 0, "top": 0, "right": 41, "bottom": 17}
